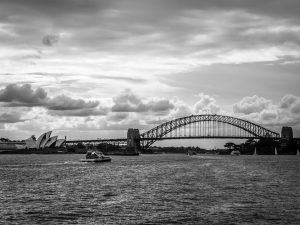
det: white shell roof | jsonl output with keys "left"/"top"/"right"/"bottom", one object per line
{"left": 35, "top": 132, "right": 47, "bottom": 149}
{"left": 55, "top": 139, "right": 65, "bottom": 148}
{"left": 39, "top": 131, "right": 52, "bottom": 149}
{"left": 45, "top": 136, "right": 58, "bottom": 148}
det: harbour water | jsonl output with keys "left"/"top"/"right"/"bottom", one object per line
{"left": 0, "top": 154, "right": 299, "bottom": 224}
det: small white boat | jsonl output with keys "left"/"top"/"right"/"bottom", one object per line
{"left": 80, "top": 151, "right": 111, "bottom": 163}
{"left": 231, "top": 150, "right": 240, "bottom": 155}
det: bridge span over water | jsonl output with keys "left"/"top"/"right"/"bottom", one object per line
{"left": 66, "top": 114, "right": 284, "bottom": 150}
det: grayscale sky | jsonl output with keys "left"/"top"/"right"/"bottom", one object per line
{"left": 0, "top": 0, "right": 299, "bottom": 147}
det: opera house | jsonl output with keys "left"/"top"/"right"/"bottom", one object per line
{"left": 24, "top": 131, "right": 65, "bottom": 149}
{"left": 0, "top": 131, "right": 66, "bottom": 153}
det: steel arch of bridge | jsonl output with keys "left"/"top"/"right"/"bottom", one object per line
{"left": 140, "top": 114, "right": 280, "bottom": 149}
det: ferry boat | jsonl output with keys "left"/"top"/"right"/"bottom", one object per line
{"left": 80, "top": 151, "right": 111, "bottom": 163}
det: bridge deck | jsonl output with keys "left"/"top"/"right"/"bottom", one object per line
{"left": 2, "top": 135, "right": 284, "bottom": 145}
{"left": 141, "top": 136, "right": 280, "bottom": 140}
{"left": 65, "top": 138, "right": 127, "bottom": 144}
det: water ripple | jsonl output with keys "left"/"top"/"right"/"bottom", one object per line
{"left": 0, "top": 154, "right": 299, "bottom": 224}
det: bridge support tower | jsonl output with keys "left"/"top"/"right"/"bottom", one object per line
{"left": 127, "top": 128, "right": 141, "bottom": 152}
{"left": 281, "top": 126, "right": 293, "bottom": 140}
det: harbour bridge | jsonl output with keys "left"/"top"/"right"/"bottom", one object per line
{"left": 66, "top": 114, "right": 281, "bottom": 150}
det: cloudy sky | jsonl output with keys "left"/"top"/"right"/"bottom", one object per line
{"left": 0, "top": 0, "right": 300, "bottom": 146}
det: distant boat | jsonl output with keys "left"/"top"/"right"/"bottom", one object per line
{"left": 186, "top": 150, "right": 197, "bottom": 156}
{"left": 80, "top": 151, "right": 111, "bottom": 163}
{"left": 231, "top": 150, "right": 240, "bottom": 156}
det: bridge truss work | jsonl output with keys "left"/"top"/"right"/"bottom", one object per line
{"left": 62, "top": 114, "right": 281, "bottom": 150}
{"left": 1, "top": 115, "right": 290, "bottom": 152}
{"left": 140, "top": 114, "right": 280, "bottom": 149}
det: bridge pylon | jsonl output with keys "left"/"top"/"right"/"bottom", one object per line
{"left": 127, "top": 128, "right": 141, "bottom": 152}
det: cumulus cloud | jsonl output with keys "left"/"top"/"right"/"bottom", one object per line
{"left": 107, "top": 112, "right": 130, "bottom": 122}
{"left": 233, "top": 94, "right": 300, "bottom": 126}
{"left": 46, "top": 96, "right": 107, "bottom": 117}
{"left": 112, "top": 89, "right": 142, "bottom": 112}
{"left": 233, "top": 95, "right": 272, "bottom": 114}
{"left": 144, "top": 99, "right": 175, "bottom": 112}
{"left": 279, "top": 94, "right": 300, "bottom": 113}
{"left": 112, "top": 89, "right": 174, "bottom": 113}
{"left": 0, "top": 112, "right": 25, "bottom": 123}
{"left": 168, "top": 97, "right": 192, "bottom": 119}
{"left": 0, "top": 84, "right": 106, "bottom": 117}
{"left": 42, "top": 34, "right": 60, "bottom": 46}
{"left": 260, "top": 110, "right": 278, "bottom": 121}
{"left": 0, "top": 84, "right": 47, "bottom": 106}
{"left": 48, "top": 107, "right": 108, "bottom": 117}
{"left": 47, "top": 95, "right": 99, "bottom": 110}
{"left": 194, "top": 93, "right": 220, "bottom": 114}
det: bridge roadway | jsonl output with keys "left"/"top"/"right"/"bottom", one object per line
{"left": 65, "top": 138, "right": 127, "bottom": 144}
{"left": 2, "top": 114, "right": 299, "bottom": 147}
{"left": 64, "top": 135, "right": 284, "bottom": 144}
{"left": 5, "top": 137, "right": 299, "bottom": 145}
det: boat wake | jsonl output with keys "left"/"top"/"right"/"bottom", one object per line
{"left": 191, "top": 155, "right": 223, "bottom": 160}
{"left": 1, "top": 161, "right": 83, "bottom": 168}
